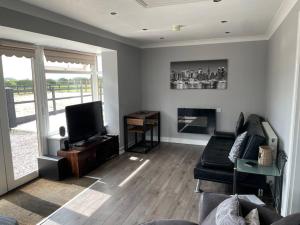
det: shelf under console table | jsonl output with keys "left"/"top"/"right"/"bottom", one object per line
{"left": 124, "top": 111, "right": 160, "bottom": 153}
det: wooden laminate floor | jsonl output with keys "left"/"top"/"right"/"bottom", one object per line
{"left": 39, "top": 143, "right": 230, "bottom": 225}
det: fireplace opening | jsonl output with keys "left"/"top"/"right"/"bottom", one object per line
{"left": 177, "top": 108, "right": 216, "bottom": 134}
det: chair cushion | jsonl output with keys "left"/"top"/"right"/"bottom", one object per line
{"left": 235, "top": 112, "right": 245, "bottom": 137}
{"left": 201, "top": 136, "right": 235, "bottom": 169}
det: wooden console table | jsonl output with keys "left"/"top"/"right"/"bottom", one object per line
{"left": 124, "top": 111, "right": 160, "bottom": 153}
{"left": 58, "top": 135, "right": 119, "bottom": 177}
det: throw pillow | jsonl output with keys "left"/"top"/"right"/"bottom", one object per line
{"left": 215, "top": 195, "right": 246, "bottom": 225}
{"left": 201, "top": 207, "right": 218, "bottom": 225}
{"left": 235, "top": 112, "right": 245, "bottom": 137}
{"left": 245, "top": 208, "right": 260, "bottom": 225}
{"left": 228, "top": 131, "right": 248, "bottom": 163}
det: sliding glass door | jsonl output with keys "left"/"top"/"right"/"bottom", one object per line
{"left": 0, "top": 55, "right": 39, "bottom": 190}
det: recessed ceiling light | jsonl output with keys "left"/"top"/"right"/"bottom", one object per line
{"left": 160, "top": 37, "right": 165, "bottom": 40}
{"left": 142, "top": 28, "right": 148, "bottom": 31}
{"left": 225, "top": 32, "right": 230, "bottom": 34}
{"left": 110, "top": 12, "right": 117, "bottom": 15}
{"left": 172, "top": 25, "right": 184, "bottom": 31}
{"left": 221, "top": 20, "right": 228, "bottom": 23}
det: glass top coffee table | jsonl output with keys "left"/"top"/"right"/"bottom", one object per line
{"left": 233, "top": 159, "right": 281, "bottom": 195}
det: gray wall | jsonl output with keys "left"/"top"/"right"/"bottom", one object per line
{"left": 141, "top": 41, "right": 267, "bottom": 143}
{"left": 102, "top": 51, "right": 120, "bottom": 136}
{"left": 265, "top": 1, "right": 300, "bottom": 215}
{"left": 0, "top": 5, "right": 142, "bottom": 148}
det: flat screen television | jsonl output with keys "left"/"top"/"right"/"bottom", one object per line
{"left": 66, "top": 101, "right": 104, "bottom": 144}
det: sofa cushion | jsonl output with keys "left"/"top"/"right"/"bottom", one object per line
{"left": 228, "top": 131, "right": 248, "bottom": 163}
{"left": 270, "top": 213, "right": 300, "bottom": 225}
{"left": 242, "top": 135, "right": 265, "bottom": 160}
{"left": 239, "top": 200, "right": 282, "bottom": 225}
{"left": 201, "top": 136, "right": 235, "bottom": 169}
{"left": 241, "top": 115, "right": 266, "bottom": 160}
{"left": 201, "top": 207, "right": 218, "bottom": 225}
{"left": 235, "top": 112, "right": 245, "bottom": 137}
{"left": 194, "top": 163, "right": 234, "bottom": 183}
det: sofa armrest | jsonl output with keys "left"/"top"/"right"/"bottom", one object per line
{"left": 271, "top": 213, "right": 300, "bottom": 225}
{"left": 198, "top": 193, "right": 229, "bottom": 224}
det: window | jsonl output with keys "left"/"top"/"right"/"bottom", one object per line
{"left": 45, "top": 60, "right": 96, "bottom": 134}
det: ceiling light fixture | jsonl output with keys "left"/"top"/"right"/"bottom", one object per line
{"left": 172, "top": 25, "right": 184, "bottom": 32}
{"left": 110, "top": 12, "right": 117, "bottom": 15}
{"left": 221, "top": 20, "right": 228, "bottom": 23}
{"left": 142, "top": 28, "right": 148, "bottom": 31}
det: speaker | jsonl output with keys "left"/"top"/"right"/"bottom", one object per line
{"left": 59, "top": 126, "right": 66, "bottom": 137}
{"left": 38, "top": 155, "right": 70, "bottom": 180}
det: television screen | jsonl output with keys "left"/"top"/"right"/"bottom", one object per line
{"left": 66, "top": 101, "right": 104, "bottom": 144}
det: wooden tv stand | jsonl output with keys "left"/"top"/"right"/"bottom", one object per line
{"left": 57, "top": 135, "right": 119, "bottom": 177}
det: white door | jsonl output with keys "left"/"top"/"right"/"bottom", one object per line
{"left": 0, "top": 55, "right": 40, "bottom": 191}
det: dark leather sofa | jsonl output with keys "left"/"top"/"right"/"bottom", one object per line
{"left": 194, "top": 114, "right": 267, "bottom": 190}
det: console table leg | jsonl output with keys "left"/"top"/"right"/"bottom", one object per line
{"left": 158, "top": 113, "right": 161, "bottom": 143}
{"left": 233, "top": 161, "right": 237, "bottom": 195}
{"left": 150, "top": 127, "right": 153, "bottom": 148}
{"left": 195, "top": 179, "right": 203, "bottom": 193}
{"left": 124, "top": 117, "right": 128, "bottom": 151}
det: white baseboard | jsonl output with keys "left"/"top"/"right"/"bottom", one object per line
{"left": 160, "top": 136, "right": 208, "bottom": 146}
{"left": 119, "top": 136, "right": 208, "bottom": 152}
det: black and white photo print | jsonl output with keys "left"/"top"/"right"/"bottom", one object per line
{"left": 170, "top": 59, "right": 228, "bottom": 90}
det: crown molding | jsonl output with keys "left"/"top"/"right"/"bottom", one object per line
{"left": 141, "top": 35, "right": 269, "bottom": 48}
{"left": 266, "top": 0, "right": 298, "bottom": 39}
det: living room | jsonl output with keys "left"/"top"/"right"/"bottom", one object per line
{"left": 0, "top": 0, "right": 300, "bottom": 224}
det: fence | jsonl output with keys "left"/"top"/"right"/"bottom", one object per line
{"left": 6, "top": 80, "right": 92, "bottom": 128}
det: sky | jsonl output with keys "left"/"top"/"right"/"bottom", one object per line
{"left": 1, "top": 55, "right": 103, "bottom": 80}
{"left": 2, "top": 56, "right": 33, "bottom": 80}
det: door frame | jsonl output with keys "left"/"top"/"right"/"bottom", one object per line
{"left": 284, "top": 11, "right": 300, "bottom": 215}
{"left": 0, "top": 55, "right": 39, "bottom": 191}
{"left": 0, "top": 56, "right": 8, "bottom": 195}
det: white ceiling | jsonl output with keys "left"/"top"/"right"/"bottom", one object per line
{"left": 21, "top": 0, "right": 284, "bottom": 47}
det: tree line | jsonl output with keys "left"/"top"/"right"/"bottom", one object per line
{"left": 4, "top": 77, "right": 91, "bottom": 87}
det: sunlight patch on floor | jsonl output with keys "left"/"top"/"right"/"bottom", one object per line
{"left": 118, "top": 159, "right": 150, "bottom": 187}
